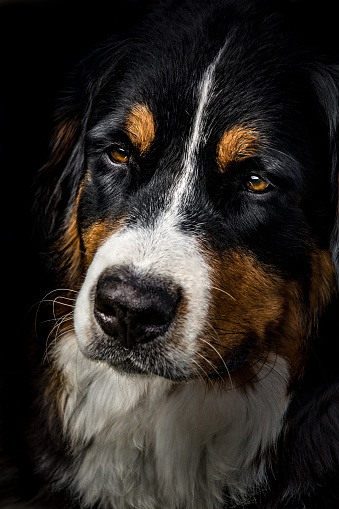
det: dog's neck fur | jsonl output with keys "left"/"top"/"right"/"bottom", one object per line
{"left": 54, "top": 333, "right": 289, "bottom": 509}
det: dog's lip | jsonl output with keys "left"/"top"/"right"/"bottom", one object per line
{"left": 82, "top": 344, "right": 154, "bottom": 375}
{"left": 81, "top": 335, "right": 192, "bottom": 380}
{"left": 81, "top": 334, "right": 250, "bottom": 381}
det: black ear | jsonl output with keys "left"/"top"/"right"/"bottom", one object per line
{"left": 33, "top": 63, "right": 96, "bottom": 286}
{"left": 311, "top": 63, "right": 339, "bottom": 287}
{"left": 35, "top": 38, "right": 131, "bottom": 240}
{"left": 35, "top": 51, "right": 101, "bottom": 245}
{"left": 33, "top": 39, "right": 132, "bottom": 286}
{"left": 36, "top": 82, "right": 88, "bottom": 238}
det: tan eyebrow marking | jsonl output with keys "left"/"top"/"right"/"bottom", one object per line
{"left": 124, "top": 104, "right": 156, "bottom": 156}
{"left": 216, "top": 125, "right": 260, "bottom": 171}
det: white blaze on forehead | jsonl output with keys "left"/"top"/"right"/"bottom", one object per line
{"left": 168, "top": 44, "right": 227, "bottom": 217}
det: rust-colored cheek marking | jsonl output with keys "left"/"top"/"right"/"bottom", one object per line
{"left": 55, "top": 177, "right": 86, "bottom": 289}
{"left": 83, "top": 217, "right": 126, "bottom": 268}
{"left": 199, "top": 247, "right": 335, "bottom": 386}
{"left": 216, "top": 125, "right": 260, "bottom": 171}
{"left": 206, "top": 249, "right": 286, "bottom": 347}
{"left": 56, "top": 168, "right": 126, "bottom": 288}
{"left": 124, "top": 104, "right": 156, "bottom": 156}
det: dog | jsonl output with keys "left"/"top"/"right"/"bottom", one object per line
{"left": 9, "top": 0, "right": 339, "bottom": 507}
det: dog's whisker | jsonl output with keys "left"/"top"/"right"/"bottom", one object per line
{"left": 45, "top": 312, "right": 74, "bottom": 345}
{"left": 198, "top": 337, "right": 234, "bottom": 390}
{"left": 33, "top": 288, "right": 77, "bottom": 338}
{"left": 210, "top": 285, "right": 236, "bottom": 301}
{"left": 43, "top": 326, "right": 75, "bottom": 365}
{"left": 194, "top": 351, "right": 225, "bottom": 383}
{"left": 191, "top": 359, "right": 212, "bottom": 387}
{"left": 41, "top": 298, "right": 76, "bottom": 309}
{"left": 45, "top": 314, "right": 73, "bottom": 341}
{"left": 43, "top": 319, "right": 75, "bottom": 365}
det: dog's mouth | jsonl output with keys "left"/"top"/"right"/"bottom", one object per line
{"left": 74, "top": 264, "right": 255, "bottom": 381}
{"left": 81, "top": 332, "right": 250, "bottom": 381}
{"left": 83, "top": 337, "right": 189, "bottom": 379}
{"left": 75, "top": 267, "right": 190, "bottom": 380}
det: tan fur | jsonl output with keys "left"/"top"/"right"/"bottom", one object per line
{"left": 216, "top": 125, "right": 260, "bottom": 171}
{"left": 199, "top": 247, "right": 335, "bottom": 384}
{"left": 83, "top": 218, "right": 126, "bottom": 267}
{"left": 124, "top": 104, "right": 156, "bottom": 156}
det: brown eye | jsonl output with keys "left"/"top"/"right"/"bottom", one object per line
{"left": 108, "top": 146, "right": 130, "bottom": 164}
{"left": 244, "top": 175, "right": 270, "bottom": 193}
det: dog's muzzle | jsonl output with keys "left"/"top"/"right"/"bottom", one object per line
{"left": 73, "top": 223, "right": 211, "bottom": 378}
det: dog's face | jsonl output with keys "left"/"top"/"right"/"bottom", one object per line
{"left": 43, "top": 1, "right": 338, "bottom": 386}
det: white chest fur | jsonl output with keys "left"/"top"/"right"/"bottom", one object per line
{"left": 55, "top": 333, "right": 289, "bottom": 509}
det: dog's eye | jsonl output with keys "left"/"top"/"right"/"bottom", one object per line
{"left": 107, "top": 146, "right": 130, "bottom": 165}
{"left": 244, "top": 175, "right": 270, "bottom": 193}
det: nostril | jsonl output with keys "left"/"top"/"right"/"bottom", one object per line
{"left": 93, "top": 269, "right": 180, "bottom": 347}
{"left": 93, "top": 275, "right": 127, "bottom": 338}
{"left": 94, "top": 295, "right": 121, "bottom": 339}
{"left": 95, "top": 295, "right": 117, "bottom": 318}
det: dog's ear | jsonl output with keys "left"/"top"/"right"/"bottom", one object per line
{"left": 311, "top": 63, "right": 339, "bottom": 287}
{"left": 33, "top": 39, "right": 132, "bottom": 285}
{"left": 36, "top": 81, "right": 88, "bottom": 238}
{"left": 33, "top": 61, "right": 98, "bottom": 285}
{"left": 35, "top": 39, "right": 131, "bottom": 240}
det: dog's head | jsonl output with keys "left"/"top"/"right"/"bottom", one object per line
{"left": 38, "top": 1, "right": 338, "bottom": 386}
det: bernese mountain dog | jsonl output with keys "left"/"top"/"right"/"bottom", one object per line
{"left": 4, "top": 0, "right": 339, "bottom": 507}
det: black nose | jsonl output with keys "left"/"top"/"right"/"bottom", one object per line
{"left": 94, "top": 269, "right": 180, "bottom": 348}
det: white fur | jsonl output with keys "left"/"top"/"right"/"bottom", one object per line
{"left": 169, "top": 44, "right": 226, "bottom": 216}
{"left": 55, "top": 333, "right": 289, "bottom": 509}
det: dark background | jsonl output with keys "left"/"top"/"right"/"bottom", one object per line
{"left": 0, "top": 0, "right": 338, "bottom": 470}
{"left": 0, "top": 0, "right": 152, "bottom": 425}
